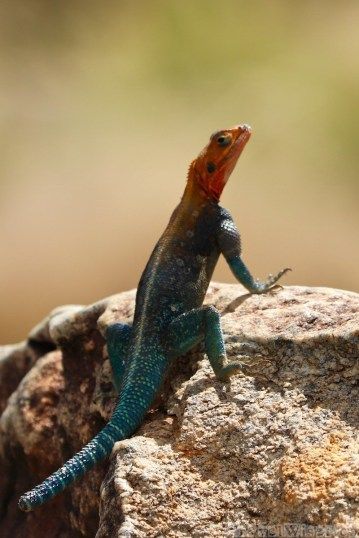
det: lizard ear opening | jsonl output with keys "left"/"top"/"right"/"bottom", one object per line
{"left": 207, "top": 162, "right": 216, "bottom": 174}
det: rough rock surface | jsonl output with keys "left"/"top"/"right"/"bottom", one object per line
{"left": 0, "top": 284, "right": 358, "bottom": 537}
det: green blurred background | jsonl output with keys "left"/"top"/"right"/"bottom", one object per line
{"left": 1, "top": 1, "right": 358, "bottom": 343}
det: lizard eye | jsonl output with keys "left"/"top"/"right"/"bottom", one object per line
{"left": 217, "top": 135, "right": 231, "bottom": 147}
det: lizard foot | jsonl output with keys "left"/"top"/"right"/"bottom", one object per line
{"left": 254, "top": 267, "right": 292, "bottom": 294}
{"left": 215, "top": 355, "right": 271, "bottom": 381}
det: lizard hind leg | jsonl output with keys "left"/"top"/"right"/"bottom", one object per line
{"left": 166, "top": 305, "right": 251, "bottom": 381}
{"left": 106, "top": 323, "right": 132, "bottom": 392}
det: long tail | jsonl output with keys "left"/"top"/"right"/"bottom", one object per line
{"left": 18, "top": 417, "right": 126, "bottom": 511}
{"left": 18, "top": 350, "right": 168, "bottom": 511}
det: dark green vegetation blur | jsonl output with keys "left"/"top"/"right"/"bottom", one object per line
{"left": 1, "top": 1, "right": 358, "bottom": 342}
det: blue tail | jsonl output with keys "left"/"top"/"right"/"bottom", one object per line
{"left": 18, "top": 350, "right": 168, "bottom": 511}
{"left": 18, "top": 420, "right": 125, "bottom": 511}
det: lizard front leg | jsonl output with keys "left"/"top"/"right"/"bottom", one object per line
{"left": 217, "top": 210, "right": 290, "bottom": 294}
{"left": 227, "top": 256, "right": 291, "bottom": 294}
{"left": 106, "top": 323, "right": 132, "bottom": 392}
{"left": 166, "top": 306, "right": 258, "bottom": 381}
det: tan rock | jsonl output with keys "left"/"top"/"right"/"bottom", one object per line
{"left": 0, "top": 284, "right": 358, "bottom": 537}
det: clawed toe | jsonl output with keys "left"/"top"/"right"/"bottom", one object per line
{"left": 215, "top": 355, "right": 270, "bottom": 381}
{"left": 268, "top": 284, "right": 283, "bottom": 292}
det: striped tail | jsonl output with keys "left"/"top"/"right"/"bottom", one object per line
{"left": 18, "top": 417, "right": 127, "bottom": 511}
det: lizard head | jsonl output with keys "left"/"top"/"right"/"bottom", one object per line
{"left": 189, "top": 124, "right": 251, "bottom": 202}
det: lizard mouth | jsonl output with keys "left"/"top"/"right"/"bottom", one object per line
{"left": 207, "top": 124, "right": 252, "bottom": 201}
{"left": 231, "top": 124, "right": 252, "bottom": 155}
{"left": 218, "top": 124, "right": 252, "bottom": 173}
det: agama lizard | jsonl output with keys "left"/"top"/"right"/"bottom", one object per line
{"left": 18, "top": 124, "right": 290, "bottom": 511}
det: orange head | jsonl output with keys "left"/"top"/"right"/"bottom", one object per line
{"left": 189, "top": 124, "right": 251, "bottom": 202}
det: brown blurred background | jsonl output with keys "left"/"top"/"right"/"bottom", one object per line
{"left": 1, "top": 1, "right": 358, "bottom": 344}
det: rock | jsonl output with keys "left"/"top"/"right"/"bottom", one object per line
{"left": 0, "top": 284, "right": 358, "bottom": 537}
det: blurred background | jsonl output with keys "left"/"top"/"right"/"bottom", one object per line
{"left": 1, "top": 1, "right": 358, "bottom": 343}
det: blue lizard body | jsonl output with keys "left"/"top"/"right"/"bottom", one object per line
{"left": 18, "top": 124, "right": 290, "bottom": 511}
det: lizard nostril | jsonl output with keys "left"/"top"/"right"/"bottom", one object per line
{"left": 239, "top": 124, "right": 251, "bottom": 133}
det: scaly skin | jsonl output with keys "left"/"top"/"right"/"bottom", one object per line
{"left": 18, "top": 124, "right": 290, "bottom": 511}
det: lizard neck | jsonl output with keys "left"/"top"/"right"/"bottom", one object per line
{"left": 181, "top": 162, "right": 216, "bottom": 210}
